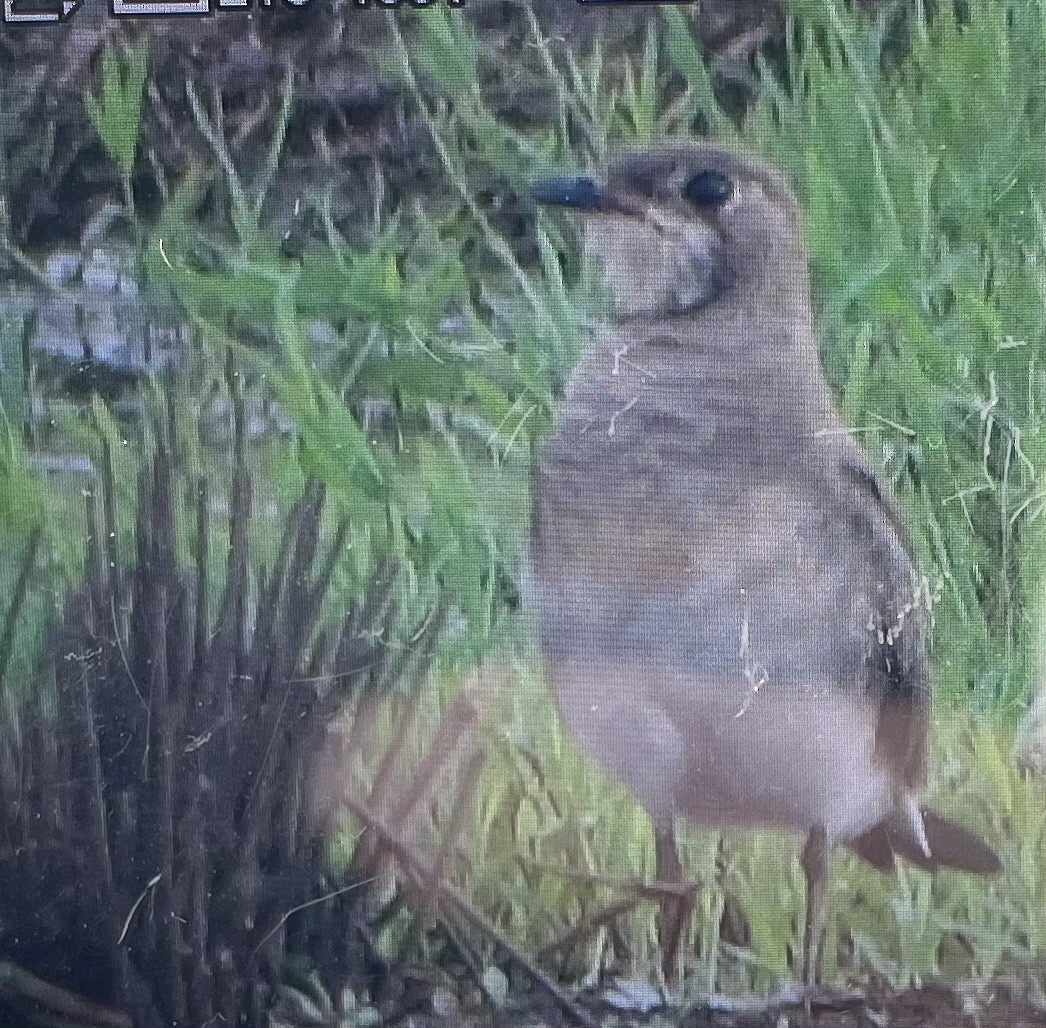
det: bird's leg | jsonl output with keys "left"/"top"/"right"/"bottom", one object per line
{"left": 694, "top": 827, "right": 860, "bottom": 1027}
{"left": 800, "top": 825, "right": 829, "bottom": 988}
{"left": 654, "top": 821, "right": 693, "bottom": 984}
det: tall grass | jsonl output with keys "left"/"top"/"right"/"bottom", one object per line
{"left": 385, "top": 0, "right": 1046, "bottom": 990}
{"left": 747, "top": 0, "right": 1046, "bottom": 714}
{"left": 4, "top": 0, "right": 1044, "bottom": 997}
{"left": 395, "top": 0, "right": 1046, "bottom": 708}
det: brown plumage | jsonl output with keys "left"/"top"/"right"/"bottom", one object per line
{"left": 530, "top": 143, "right": 1000, "bottom": 984}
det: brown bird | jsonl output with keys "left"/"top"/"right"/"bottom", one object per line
{"left": 530, "top": 143, "right": 1000, "bottom": 987}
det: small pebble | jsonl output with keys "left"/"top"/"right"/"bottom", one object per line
{"left": 45, "top": 252, "right": 81, "bottom": 286}
{"left": 601, "top": 977, "right": 665, "bottom": 1013}
{"left": 481, "top": 965, "right": 508, "bottom": 1008}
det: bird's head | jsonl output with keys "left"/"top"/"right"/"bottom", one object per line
{"left": 533, "top": 143, "right": 809, "bottom": 320}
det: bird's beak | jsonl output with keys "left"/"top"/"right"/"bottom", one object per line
{"left": 530, "top": 174, "right": 608, "bottom": 211}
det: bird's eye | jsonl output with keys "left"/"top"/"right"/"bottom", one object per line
{"left": 684, "top": 169, "right": 733, "bottom": 208}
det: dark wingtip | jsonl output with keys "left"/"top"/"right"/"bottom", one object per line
{"left": 848, "top": 808, "right": 1002, "bottom": 876}
{"left": 920, "top": 808, "right": 1003, "bottom": 875}
{"left": 531, "top": 174, "right": 606, "bottom": 210}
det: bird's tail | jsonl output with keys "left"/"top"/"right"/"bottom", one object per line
{"left": 848, "top": 805, "right": 1001, "bottom": 875}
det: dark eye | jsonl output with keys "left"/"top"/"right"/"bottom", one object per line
{"left": 684, "top": 169, "right": 733, "bottom": 208}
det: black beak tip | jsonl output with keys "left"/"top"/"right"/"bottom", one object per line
{"left": 530, "top": 175, "right": 605, "bottom": 210}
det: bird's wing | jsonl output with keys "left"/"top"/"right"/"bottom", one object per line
{"left": 812, "top": 441, "right": 932, "bottom": 790}
{"left": 533, "top": 341, "right": 931, "bottom": 730}
{"left": 820, "top": 444, "right": 929, "bottom": 694}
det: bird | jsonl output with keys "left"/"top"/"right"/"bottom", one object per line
{"left": 529, "top": 143, "right": 1001, "bottom": 988}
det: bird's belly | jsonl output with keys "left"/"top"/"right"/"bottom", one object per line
{"left": 550, "top": 659, "right": 896, "bottom": 844}
{"left": 671, "top": 686, "right": 896, "bottom": 843}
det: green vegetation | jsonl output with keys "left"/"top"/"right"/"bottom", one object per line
{"left": 359, "top": 0, "right": 1046, "bottom": 993}
{"left": 751, "top": 0, "right": 1046, "bottom": 715}
{"left": 86, "top": 41, "right": 150, "bottom": 217}
{"left": 1, "top": 0, "right": 1044, "bottom": 1003}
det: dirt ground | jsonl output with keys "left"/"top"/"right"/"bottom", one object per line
{"left": 470, "top": 982, "right": 1046, "bottom": 1028}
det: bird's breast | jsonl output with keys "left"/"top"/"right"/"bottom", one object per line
{"left": 534, "top": 333, "right": 815, "bottom": 587}
{"left": 532, "top": 331, "right": 922, "bottom": 696}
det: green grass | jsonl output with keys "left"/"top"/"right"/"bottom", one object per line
{"left": 341, "top": 664, "right": 1044, "bottom": 996}
{"left": 748, "top": 0, "right": 1046, "bottom": 714}
{"left": 367, "top": 0, "right": 1046, "bottom": 993}
{"left": 384, "top": 0, "right": 1046, "bottom": 711}
{"left": 4, "top": 0, "right": 1045, "bottom": 1001}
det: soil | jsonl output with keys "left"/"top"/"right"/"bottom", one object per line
{"left": 466, "top": 980, "right": 1046, "bottom": 1028}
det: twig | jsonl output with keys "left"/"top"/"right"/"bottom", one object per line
{"left": 429, "top": 747, "right": 487, "bottom": 891}
{"left": 536, "top": 896, "right": 643, "bottom": 960}
{"left": 0, "top": 236, "right": 80, "bottom": 302}
{"left": 520, "top": 858, "right": 703, "bottom": 899}
{"left": 338, "top": 793, "right": 598, "bottom": 1028}
{"left": 0, "top": 960, "right": 133, "bottom": 1028}
{"left": 249, "top": 879, "right": 374, "bottom": 963}
{"left": 118, "top": 873, "right": 162, "bottom": 945}
{"left": 0, "top": 524, "right": 41, "bottom": 692}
